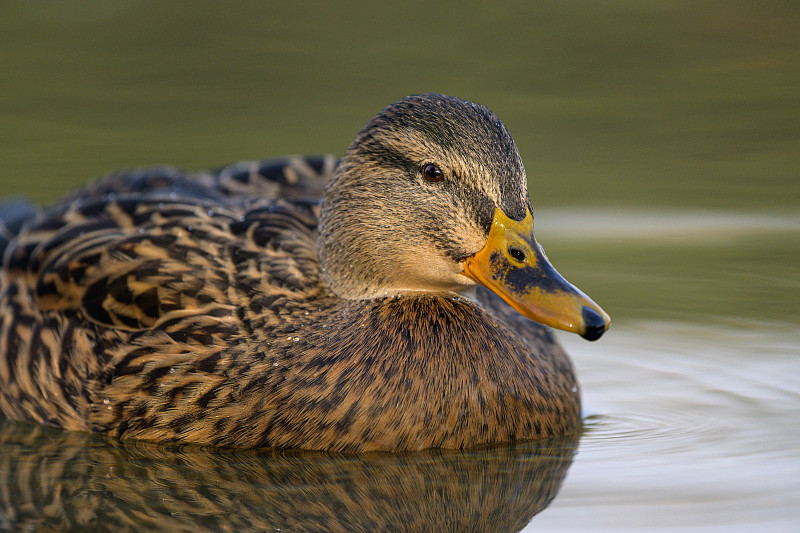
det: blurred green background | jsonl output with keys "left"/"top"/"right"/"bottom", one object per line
{"left": 1, "top": 0, "right": 798, "bottom": 322}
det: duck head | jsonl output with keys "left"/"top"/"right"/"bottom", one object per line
{"left": 318, "top": 94, "right": 610, "bottom": 340}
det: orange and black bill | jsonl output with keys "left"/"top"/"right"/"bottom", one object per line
{"left": 462, "top": 208, "right": 610, "bottom": 340}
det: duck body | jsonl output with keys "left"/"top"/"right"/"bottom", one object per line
{"left": 0, "top": 95, "right": 607, "bottom": 452}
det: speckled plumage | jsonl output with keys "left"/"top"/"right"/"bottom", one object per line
{"left": 0, "top": 95, "right": 586, "bottom": 452}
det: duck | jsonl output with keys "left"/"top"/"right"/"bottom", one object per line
{"left": 0, "top": 94, "right": 609, "bottom": 452}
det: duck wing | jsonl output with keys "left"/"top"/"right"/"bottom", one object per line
{"left": 2, "top": 156, "right": 336, "bottom": 331}
{"left": 3, "top": 195, "right": 238, "bottom": 332}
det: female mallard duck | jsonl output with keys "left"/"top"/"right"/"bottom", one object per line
{"left": 0, "top": 94, "right": 609, "bottom": 452}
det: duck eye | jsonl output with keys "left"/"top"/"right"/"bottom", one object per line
{"left": 508, "top": 246, "right": 526, "bottom": 262}
{"left": 422, "top": 164, "right": 444, "bottom": 182}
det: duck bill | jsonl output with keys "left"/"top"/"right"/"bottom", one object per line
{"left": 461, "top": 208, "right": 610, "bottom": 341}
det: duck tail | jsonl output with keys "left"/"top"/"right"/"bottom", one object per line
{"left": 0, "top": 199, "right": 38, "bottom": 259}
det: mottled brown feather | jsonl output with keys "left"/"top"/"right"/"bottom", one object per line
{"left": 0, "top": 97, "right": 582, "bottom": 452}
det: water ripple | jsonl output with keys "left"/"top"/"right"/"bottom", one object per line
{"left": 581, "top": 408, "right": 732, "bottom": 455}
{"left": 561, "top": 321, "right": 800, "bottom": 460}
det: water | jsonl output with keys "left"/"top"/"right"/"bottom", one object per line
{"left": 1, "top": 1, "right": 799, "bottom": 531}
{"left": 534, "top": 322, "right": 800, "bottom": 532}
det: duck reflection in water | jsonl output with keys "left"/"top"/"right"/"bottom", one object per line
{"left": 0, "top": 419, "right": 579, "bottom": 532}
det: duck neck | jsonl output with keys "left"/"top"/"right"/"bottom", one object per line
{"left": 317, "top": 166, "right": 391, "bottom": 299}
